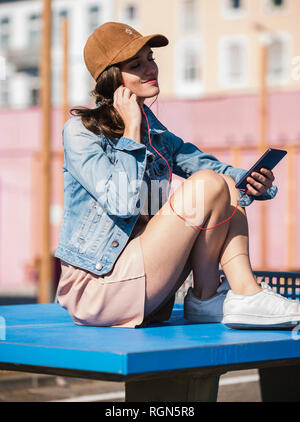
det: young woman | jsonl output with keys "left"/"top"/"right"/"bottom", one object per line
{"left": 55, "top": 22, "right": 300, "bottom": 329}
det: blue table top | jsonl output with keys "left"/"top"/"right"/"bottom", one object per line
{"left": 0, "top": 303, "right": 299, "bottom": 376}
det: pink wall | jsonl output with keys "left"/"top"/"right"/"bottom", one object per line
{"left": 150, "top": 92, "right": 300, "bottom": 146}
{"left": 0, "top": 92, "right": 299, "bottom": 289}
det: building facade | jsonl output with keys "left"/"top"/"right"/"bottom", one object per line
{"left": 0, "top": 0, "right": 299, "bottom": 291}
{"left": 0, "top": 0, "right": 114, "bottom": 109}
{"left": 0, "top": 0, "right": 300, "bottom": 109}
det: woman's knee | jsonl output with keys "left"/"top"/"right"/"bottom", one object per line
{"left": 217, "top": 173, "right": 238, "bottom": 194}
{"left": 189, "top": 169, "right": 231, "bottom": 204}
{"left": 217, "top": 173, "right": 246, "bottom": 212}
{"left": 168, "top": 170, "right": 230, "bottom": 224}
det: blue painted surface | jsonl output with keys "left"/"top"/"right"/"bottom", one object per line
{"left": 0, "top": 303, "right": 299, "bottom": 376}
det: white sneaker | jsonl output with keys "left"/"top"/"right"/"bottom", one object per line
{"left": 184, "top": 279, "right": 230, "bottom": 323}
{"left": 222, "top": 282, "right": 300, "bottom": 329}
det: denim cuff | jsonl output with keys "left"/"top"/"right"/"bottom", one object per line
{"left": 226, "top": 167, "right": 278, "bottom": 207}
{"left": 112, "top": 136, "right": 147, "bottom": 151}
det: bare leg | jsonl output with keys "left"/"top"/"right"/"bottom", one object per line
{"left": 188, "top": 185, "right": 231, "bottom": 300}
{"left": 139, "top": 170, "right": 233, "bottom": 318}
{"left": 218, "top": 174, "right": 261, "bottom": 295}
{"left": 190, "top": 174, "right": 261, "bottom": 299}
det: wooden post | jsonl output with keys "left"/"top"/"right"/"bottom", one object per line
{"left": 259, "top": 45, "right": 268, "bottom": 152}
{"left": 232, "top": 146, "right": 241, "bottom": 168}
{"left": 286, "top": 145, "right": 296, "bottom": 270}
{"left": 62, "top": 18, "right": 69, "bottom": 125}
{"left": 39, "top": 0, "right": 52, "bottom": 303}
{"left": 259, "top": 44, "right": 268, "bottom": 269}
{"left": 60, "top": 17, "right": 69, "bottom": 208}
{"left": 31, "top": 153, "right": 40, "bottom": 265}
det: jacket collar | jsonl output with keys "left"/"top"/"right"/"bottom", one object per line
{"left": 142, "top": 104, "right": 167, "bottom": 135}
{"left": 105, "top": 104, "right": 167, "bottom": 151}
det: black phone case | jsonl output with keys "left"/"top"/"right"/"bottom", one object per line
{"left": 235, "top": 148, "right": 287, "bottom": 190}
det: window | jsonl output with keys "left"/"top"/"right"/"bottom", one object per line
{"left": 27, "top": 68, "right": 39, "bottom": 106}
{"left": 174, "top": 38, "right": 204, "bottom": 98}
{"left": 59, "top": 10, "right": 68, "bottom": 19}
{"left": 221, "top": 0, "right": 245, "bottom": 19}
{"left": 0, "top": 81, "right": 9, "bottom": 107}
{"left": 125, "top": 5, "right": 136, "bottom": 21}
{"left": 30, "top": 87, "right": 39, "bottom": 106}
{"left": 184, "top": 48, "right": 201, "bottom": 82}
{"left": 231, "top": 0, "right": 241, "bottom": 8}
{"left": 263, "top": 0, "right": 288, "bottom": 14}
{"left": 228, "top": 43, "right": 244, "bottom": 80}
{"left": 28, "top": 13, "right": 41, "bottom": 47}
{"left": 181, "top": 0, "right": 197, "bottom": 32}
{"left": 266, "top": 35, "right": 290, "bottom": 84}
{"left": 219, "top": 36, "right": 248, "bottom": 88}
{"left": 88, "top": 5, "right": 101, "bottom": 34}
{"left": 0, "top": 55, "right": 5, "bottom": 80}
{"left": 119, "top": 4, "right": 138, "bottom": 27}
{"left": 53, "top": 9, "right": 69, "bottom": 44}
{"left": 272, "top": 0, "right": 284, "bottom": 6}
{"left": 0, "top": 17, "right": 10, "bottom": 50}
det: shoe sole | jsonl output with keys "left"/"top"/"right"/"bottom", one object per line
{"left": 184, "top": 312, "right": 223, "bottom": 323}
{"left": 222, "top": 315, "right": 300, "bottom": 330}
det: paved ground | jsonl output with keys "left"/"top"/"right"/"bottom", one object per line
{"left": 0, "top": 369, "right": 261, "bottom": 402}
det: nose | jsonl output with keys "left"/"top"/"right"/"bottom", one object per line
{"left": 144, "top": 60, "right": 157, "bottom": 77}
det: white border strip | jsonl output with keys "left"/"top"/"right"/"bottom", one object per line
{"left": 51, "top": 391, "right": 125, "bottom": 402}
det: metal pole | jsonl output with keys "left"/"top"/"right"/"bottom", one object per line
{"left": 39, "top": 0, "right": 52, "bottom": 303}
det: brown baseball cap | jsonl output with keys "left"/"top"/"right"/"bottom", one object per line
{"left": 84, "top": 21, "right": 169, "bottom": 81}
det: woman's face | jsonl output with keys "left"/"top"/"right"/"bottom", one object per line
{"left": 118, "top": 44, "right": 159, "bottom": 104}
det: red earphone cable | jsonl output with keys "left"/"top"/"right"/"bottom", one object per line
{"left": 141, "top": 106, "right": 249, "bottom": 230}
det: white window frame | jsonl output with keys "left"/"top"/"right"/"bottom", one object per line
{"left": 260, "top": 31, "right": 292, "bottom": 86}
{"left": 0, "top": 15, "right": 11, "bottom": 50}
{"left": 27, "top": 12, "right": 42, "bottom": 47}
{"left": 177, "top": 0, "right": 201, "bottom": 33}
{"left": 221, "top": 0, "right": 246, "bottom": 20}
{"left": 174, "top": 37, "right": 204, "bottom": 98}
{"left": 262, "top": 0, "right": 289, "bottom": 15}
{"left": 87, "top": 4, "right": 102, "bottom": 35}
{"left": 83, "top": 0, "right": 113, "bottom": 40}
{"left": 0, "top": 77, "right": 9, "bottom": 107}
{"left": 53, "top": 8, "right": 70, "bottom": 45}
{"left": 218, "top": 35, "right": 249, "bottom": 89}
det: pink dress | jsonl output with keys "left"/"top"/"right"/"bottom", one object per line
{"left": 56, "top": 214, "right": 156, "bottom": 328}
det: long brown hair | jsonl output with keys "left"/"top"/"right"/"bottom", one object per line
{"left": 70, "top": 65, "right": 125, "bottom": 139}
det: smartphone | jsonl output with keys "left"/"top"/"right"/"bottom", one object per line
{"left": 235, "top": 148, "right": 287, "bottom": 190}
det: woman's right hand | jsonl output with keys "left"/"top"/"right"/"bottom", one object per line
{"left": 113, "top": 85, "right": 142, "bottom": 135}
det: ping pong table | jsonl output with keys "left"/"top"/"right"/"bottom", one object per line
{"left": 0, "top": 302, "right": 300, "bottom": 401}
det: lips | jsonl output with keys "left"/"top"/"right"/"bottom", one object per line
{"left": 145, "top": 79, "right": 157, "bottom": 84}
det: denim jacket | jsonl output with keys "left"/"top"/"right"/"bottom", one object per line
{"left": 54, "top": 104, "right": 278, "bottom": 276}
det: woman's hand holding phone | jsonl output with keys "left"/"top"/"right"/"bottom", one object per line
{"left": 245, "top": 168, "right": 275, "bottom": 196}
{"left": 113, "top": 85, "right": 142, "bottom": 144}
{"left": 235, "top": 148, "right": 285, "bottom": 196}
